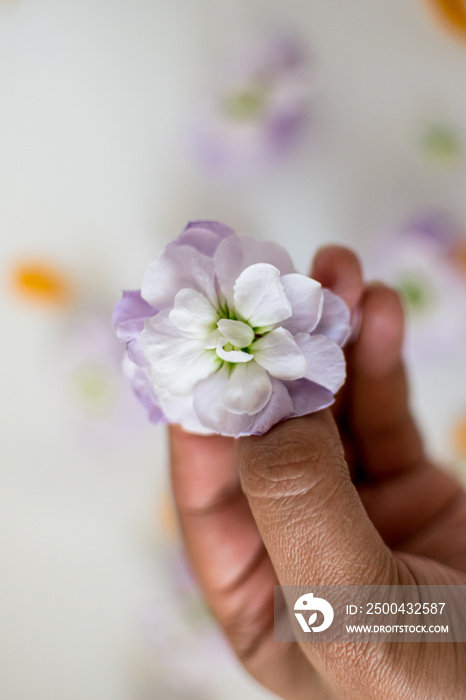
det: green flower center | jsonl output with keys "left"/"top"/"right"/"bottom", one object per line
{"left": 70, "top": 364, "right": 114, "bottom": 414}
{"left": 222, "top": 82, "right": 269, "bottom": 121}
{"left": 397, "top": 273, "right": 435, "bottom": 316}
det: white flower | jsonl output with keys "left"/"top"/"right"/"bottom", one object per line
{"left": 115, "top": 222, "right": 350, "bottom": 437}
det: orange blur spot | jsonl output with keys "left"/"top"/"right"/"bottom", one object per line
{"left": 159, "top": 491, "right": 179, "bottom": 540}
{"left": 454, "top": 241, "right": 466, "bottom": 273}
{"left": 426, "top": 0, "right": 466, "bottom": 38}
{"left": 11, "top": 261, "right": 73, "bottom": 306}
{"left": 453, "top": 416, "right": 466, "bottom": 456}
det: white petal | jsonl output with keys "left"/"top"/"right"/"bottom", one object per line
{"left": 156, "top": 391, "right": 213, "bottom": 434}
{"left": 141, "top": 310, "right": 219, "bottom": 396}
{"left": 233, "top": 263, "right": 292, "bottom": 327}
{"left": 252, "top": 327, "right": 306, "bottom": 380}
{"left": 141, "top": 245, "right": 218, "bottom": 310}
{"left": 280, "top": 274, "right": 324, "bottom": 334}
{"left": 216, "top": 337, "right": 254, "bottom": 363}
{"left": 222, "top": 361, "right": 272, "bottom": 415}
{"left": 169, "top": 289, "right": 219, "bottom": 336}
{"left": 217, "top": 319, "right": 254, "bottom": 347}
{"left": 214, "top": 234, "right": 295, "bottom": 306}
{"left": 204, "top": 329, "right": 221, "bottom": 349}
{"left": 156, "top": 390, "right": 192, "bottom": 421}
{"left": 193, "top": 366, "right": 256, "bottom": 436}
{"left": 313, "top": 290, "right": 351, "bottom": 347}
{"left": 295, "top": 333, "right": 346, "bottom": 393}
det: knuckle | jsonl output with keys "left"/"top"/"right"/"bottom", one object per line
{"left": 240, "top": 421, "right": 345, "bottom": 503}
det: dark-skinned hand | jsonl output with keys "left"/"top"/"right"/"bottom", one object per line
{"left": 169, "top": 246, "right": 466, "bottom": 700}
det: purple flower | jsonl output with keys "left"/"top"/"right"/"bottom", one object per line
{"left": 57, "top": 311, "right": 153, "bottom": 450}
{"left": 114, "top": 221, "right": 350, "bottom": 438}
{"left": 188, "top": 35, "right": 312, "bottom": 173}
{"left": 366, "top": 211, "right": 466, "bottom": 364}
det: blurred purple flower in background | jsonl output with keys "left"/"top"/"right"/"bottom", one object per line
{"left": 135, "top": 495, "right": 234, "bottom": 700}
{"left": 114, "top": 221, "right": 350, "bottom": 437}
{"left": 58, "top": 311, "right": 150, "bottom": 449}
{"left": 188, "top": 34, "right": 312, "bottom": 173}
{"left": 366, "top": 211, "right": 466, "bottom": 364}
{"left": 139, "top": 547, "right": 232, "bottom": 700}
{"left": 420, "top": 123, "right": 463, "bottom": 165}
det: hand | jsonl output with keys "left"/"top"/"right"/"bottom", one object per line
{"left": 169, "top": 246, "right": 466, "bottom": 700}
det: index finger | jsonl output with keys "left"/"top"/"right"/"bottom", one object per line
{"left": 169, "top": 426, "right": 324, "bottom": 698}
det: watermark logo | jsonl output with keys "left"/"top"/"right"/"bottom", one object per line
{"left": 294, "top": 592, "right": 334, "bottom": 633}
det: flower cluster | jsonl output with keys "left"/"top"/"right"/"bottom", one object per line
{"left": 114, "top": 222, "right": 350, "bottom": 437}
{"left": 189, "top": 35, "right": 311, "bottom": 173}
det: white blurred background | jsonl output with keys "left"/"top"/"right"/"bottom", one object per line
{"left": 1, "top": 1, "right": 466, "bottom": 698}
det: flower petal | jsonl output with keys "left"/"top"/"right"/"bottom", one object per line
{"left": 141, "top": 245, "right": 218, "bottom": 310}
{"left": 113, "top": 290, "right": 158, "bottom": 367}
{"left": 214, "top": 233, "right": 295, "bottom": 305}
{"left": 248, "top": 378, "right": 293, "bottom": 434}
{"left": 169, "top": 289, "right": 219, "bottom": 336}
{"left": 156, "top": 390, "right": 212, "bottom": 434}
{"left": 222, "top": 361, "right": 272, "bottom": 415}
{"left": 169, "top": 220, "right": 234, "bottom": 257}
{"left": 193, "top": 366, "right": 256, "bottom": 436}
{"left": 141, "top": 310, "right": 220, "bottom": 396}
{"left": 252, "top": 327, "right": 306, "bottom": 380}
{"left": 122, "top": 355, "right": 165, "bottom": 424}
{"left": 113, "top": 290, "right": 157, "bottom": 342}
{"left": 233, "top": 263, "right": 292, "bottom": 327}
{"left": 194, "top": 372, "right": 293, "bottom": 437}
{"left": 313, "top": 290, "right": 351, "bottom": 347}
{"left": 204, "top": 329, "right": 221, "bottom": 349}
{"left": 217, "top": 319, "right": 254, "bottom": 347}
{"left": 216, "top": 337, "right": 254, "bottom": 363}
{"left": 280, "top": 273, "right": 323, "bottom": 333}
{"left": 284, "top": 378, "right": 335, "bottom": 416}
{"left": 295, "top": 333, "right": 346, "bottom": 393}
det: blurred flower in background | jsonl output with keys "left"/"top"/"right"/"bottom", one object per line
{"left": 365, "top": 211, "right": 466, "bottom": 365}
{"left": 140, "top": 560, "right": 231, "bottom": 699}
{"left": 56, "top": 310, "right": 149, "bottom": 451}
{"left": 420, "top": 123, "right": 463, "bottom": 165}
{"left": 134, "top": 494, "right": 235, "bottom": 700}
{"left": 188, "top": 33, "right": 312, "bottom": 174}
{"left": 424, "top": 0, "right": 466, "bottom": 40}
{"left": 10, "top": 257, "right": 148, "bottom": 452}
{"left": 11, "top": 260, "right": 74, "bottom": 308}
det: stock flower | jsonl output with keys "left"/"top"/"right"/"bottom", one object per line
{"left": 114, "top": 221, "right": 350, "bottom": 437}
{"left": 366, "top": 211, "right": 466, "bottom": 363}
{"left": 189, "top": 35, "right": 311, "bottom": 173}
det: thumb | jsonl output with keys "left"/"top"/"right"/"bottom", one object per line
{"left": 238, "top": 410, "right": 396, "bottom": 587}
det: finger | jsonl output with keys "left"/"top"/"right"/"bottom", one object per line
{"left": 346, "top": 284, "right": 466, "bottom": 553}
{"left": 169, "top": 426, "right": 263, "bottom": 597}
{"left": 310, "top": 244, "right": 364, "bottom": 315}
{"left": 348, "top": 283, "right": 426, "bottom": 477}
{"left": 238, "top": 411, "right": 395, "bottom": 589}
{"left": 169, "top": 426, "right": 327, "bottom": 699}
{"left": 238, "top": 411, "right": 398, "bottom": 694}
{"left": 310, "top": 245, "right": 364, "bottom": 426}
{"left": 358, "top": 460, "right": 465, "bottom": 551}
